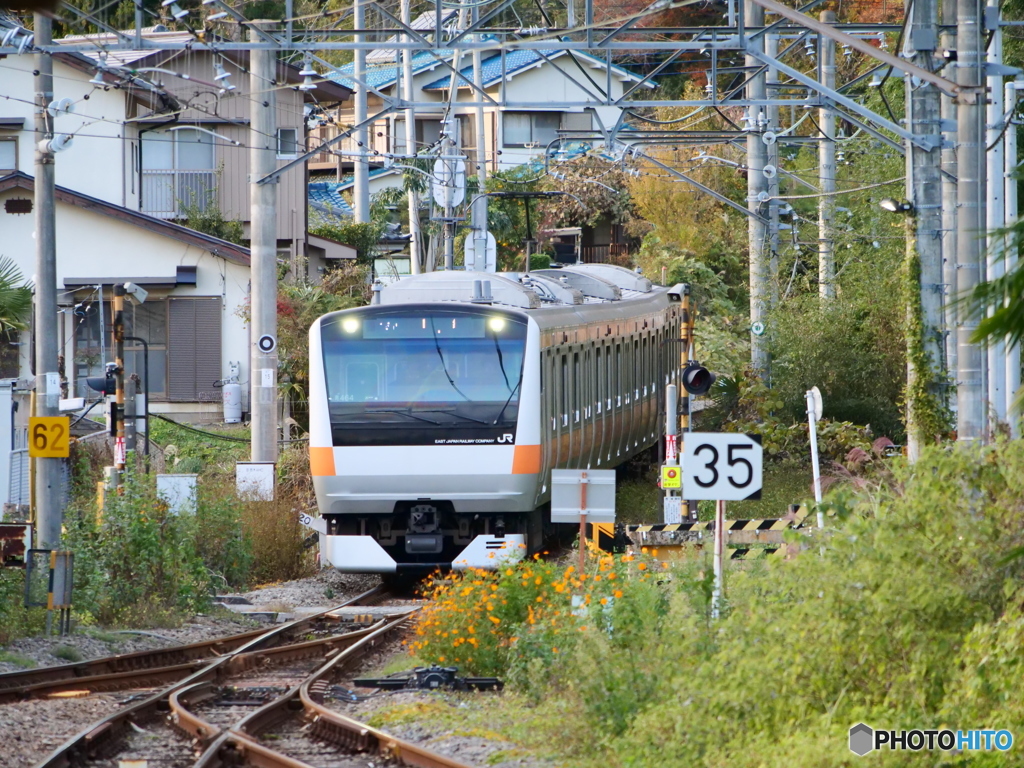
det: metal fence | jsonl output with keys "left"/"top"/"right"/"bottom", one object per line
{"left": 141, "top": 169, "right": 216, "bottom": 219}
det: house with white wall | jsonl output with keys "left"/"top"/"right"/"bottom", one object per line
{"left": 0, "top": 171, "right": 251, "bottom": 422}
{"left": 308, "top": 25, "right": 653, "bottom": 177}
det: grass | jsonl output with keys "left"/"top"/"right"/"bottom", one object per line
{"left": 52, "top": 645, "right": 84, "bottom": 662}
{"left": 364, "top": 692, "right": 567, "bottom": 763}
{"left": 0, "top": 651, "right": 35, "bottom": 669}
{"left": 149, "top": 418, "right": 250, "bottom": 475}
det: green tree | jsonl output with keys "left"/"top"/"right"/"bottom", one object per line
{"left": 0, "top": 257, "right": 34, "bottom": 332}
{"left": 178, "top": 194, "right": 245, "bottom": 245}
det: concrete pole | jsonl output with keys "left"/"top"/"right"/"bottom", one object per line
{"left": 986, "top": 5, "right": 1006, "bottom": 427}
{"left": 471, "top": 27, "right": 489, "bottom": 272}
{"left": 956, "top": 0, "right": 985, "bottom": 442}
{"left": 1006, "top": 78, "right": 1021, "bottom": 436}
{"left": 745, "top": 0, "right": 769, "bottom": 374}
{"left": 442, "top": 122, "right": 456, "bottom": 271}
{"left": 33, "top": 14, "right": 61, "bottom": 550}
{"left": 766, "top": 32, "right": 780, "bottom": 307}
{"left": 113, "top": 286, "right": 126, "bottom": 471}
{"left": 818, "top": 11, "right": 837, "bottom": 301}
{"left": 353, "top": 0, "right": 370, "bottom": 223}
{"left": 250, "top": 23, "right": 279, "bottom": 464}
{"left": 905, "top": 0, "right": 945, "bottom": 460}
{"left": 401, "top": 0, "right": 421, "bottom": 273}
{"left": 941, "top": 0, "right": 958, "bottom": 397}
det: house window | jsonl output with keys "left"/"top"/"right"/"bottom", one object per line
{"left": 0, "top": 329, "right": 19, "bottom": 378}
{"left": 140, "top": 128, "right": 215, "bottom": 219}
{"left": 277, "top": 128, "right": 299, "bottom": 158}
{"left": 0, "top": 139, "right": 16, "bottom": 175}
{"left": 73, "top": 296, "right": 221, "bottom": 402}
{"left": 393, "top": 118, "right": 443, "bottom": 155}
{"left": 503, "top": 112, "right": 561, "bottom": 147}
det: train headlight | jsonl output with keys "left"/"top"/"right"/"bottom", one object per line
{"left": 488, "top": 317, "right": 506, "bottom": 332}
{"left": 342, "top": 317, "right": 360, "bottom": 334}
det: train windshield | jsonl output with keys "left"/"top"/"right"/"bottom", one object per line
{"left": 320, "top": 309, "right": 527, "bottom": 443}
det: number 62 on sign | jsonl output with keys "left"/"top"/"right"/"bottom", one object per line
{"left": 29, "top": 416, "right": 71, "bottom": 458}
{"left": 681, "top": 432, "right": 763, "bottom": 501}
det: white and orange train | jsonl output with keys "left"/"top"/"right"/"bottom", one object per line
{"left": 308, "top": 265, "right": 687, "bottom": 574}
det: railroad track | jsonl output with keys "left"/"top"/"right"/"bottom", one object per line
{"left": 16, "top": 586, "right": 472, "bottom": 768}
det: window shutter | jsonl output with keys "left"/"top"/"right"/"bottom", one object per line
{"left": 168, "top": 297, "right": 222, "bottom": 402}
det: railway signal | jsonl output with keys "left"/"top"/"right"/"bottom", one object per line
{"left": 681, "top": 362, "right": 716, "bottom": 396}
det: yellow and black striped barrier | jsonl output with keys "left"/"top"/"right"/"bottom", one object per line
{"left": 626, "top": 505, "right": 810, "bottom": 535}
{"left": 729, "top": 547, "right": 784, "bottom": 560}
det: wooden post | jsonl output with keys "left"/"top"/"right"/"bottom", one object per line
{"left": 579, "top": 471, "right": 588, "bottom": 574}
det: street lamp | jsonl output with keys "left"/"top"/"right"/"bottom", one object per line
{"left": 879, "top": 197, "right": 913, "bottom": 214}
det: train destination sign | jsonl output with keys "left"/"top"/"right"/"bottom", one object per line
{"left": 681, "top": 433, "right": 763, "bottom": 501}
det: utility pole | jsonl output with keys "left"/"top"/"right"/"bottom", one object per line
{"left": 905, "top": 0, "right": 945, "bottom": 460}
{"left": 818, "top": 11, "right": 837, "bottom": 300}
{"left": 956, "top": 0, "right": 985, "bottom": 442}
{"left": 745, "top": 0, "right": 770, "bottom": 373}
{"left": 985, "top": 1, "right": 1006, "bottom": 427}
{"left": 33, "top": 13, "right": 61, "bottom": 550}
{"left": 353, "top": 0, "right": 370, "bottom": 223}
{"left": 471, "top": 20, "right": 489, "bottom": 272}
{"left": 766, "top": 31, "right": 781, "bottom": 307}
{"left": 113, "top": 285, "right": 126, "bottom": 471}
{"left": 401, "top": 0, "right": 421, "bottom": 273}
{"left": 442, "top": 123, "right": 456, "bottom": 270}
{"left": 250, "top": 22, "right": 279, "bottom": 464}
{"left": 1006, "top": 77, "right": 1021, "bottom": 437}
{"left": 941, "top": 0, "right": 958, "bottom": 396}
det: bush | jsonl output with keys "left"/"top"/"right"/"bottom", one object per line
{"left": 556, "top": 442, "right": 1024, "bottom": 766}
{"left": 67, "top": 468, "right": 212, "bottom": 625}
{"left": 410, "top": 548, "right": 670, "bottom": 682}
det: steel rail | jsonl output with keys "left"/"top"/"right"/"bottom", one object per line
{"left": 0, "top": 625, "right": 269, "bottom": 695}
{"left": 168, "top": 620, "right": 389, "bottom": 746}
{"left": 192, "top": 610, "right": 471, "bottom": 768}
{"left": 34, "top": 584, "right": 391, "bottom": 768}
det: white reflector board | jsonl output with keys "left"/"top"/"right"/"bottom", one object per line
{"left": 551, "top": 469, "right": 616, "bottom": 523}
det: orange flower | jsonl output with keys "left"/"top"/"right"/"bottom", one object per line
{"left": 599, "top": 597, "right": 608, "bottom": 605}
{"left": 613, "top": 590, "right": 623, "bottom": 599}
{"left": 489, "top": 615, "right": 501, "bottom": 624}
{"left": 637, "top": 562, "right": 647, "bottom": 571}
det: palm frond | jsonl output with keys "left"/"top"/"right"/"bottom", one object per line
{"left": 0, "top": 256, "right": 33, "bottom": 332}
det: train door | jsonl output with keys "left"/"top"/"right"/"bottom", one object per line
{"left": 557, "top": 351, "right": 568, "bottom": 468}
{"left": 541, "top": 348, "right": 555, "bottom": 493}
{"left": 613, "top": 341, "right": 622, "bottom": 459}
{"left": 595, "top": 344, "right": 606, "bottom": 466}
{"left": 569, "top": 349, "right": 582, "bottom": 465}
{"left": 583, "top": 344, "right": 596, "bottom": 468}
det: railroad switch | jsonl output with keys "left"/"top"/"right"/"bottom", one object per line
{"left": 352, "top": 666, "right": 503, "bottom": 692}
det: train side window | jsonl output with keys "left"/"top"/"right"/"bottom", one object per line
{"left": 560, "top": 354, "right": 569, "bottom": 427}
{"left": 573, "top": 351, "right": 581, "bottom": 423}
{"left": 610, "top": 344, "right": 618, "bottom": 411}
{"left": 596, "top": 347, "right": 603, "bottom": 414}
{"left": 633, "top": 339, "right": 640, "bottom": 398}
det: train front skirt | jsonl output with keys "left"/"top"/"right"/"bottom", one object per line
{"left": 322, "top": 534, "right": 527, "bottom": 573}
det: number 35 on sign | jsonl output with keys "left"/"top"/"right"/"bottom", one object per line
{"left": 29, "top": 416, "right": 71, "bottom": 458}
{"left": 682, "top": 432, "right": 763, "bottom": 501}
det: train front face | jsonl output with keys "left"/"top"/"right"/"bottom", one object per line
{"left": 309, "top": 304, "right": 542, "bottom": 574}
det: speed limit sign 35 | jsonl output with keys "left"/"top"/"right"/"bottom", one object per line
{"left": 682, "top": 432, "right": 763, "bottom": 501}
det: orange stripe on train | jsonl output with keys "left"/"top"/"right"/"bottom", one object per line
{"left": 309, "top": 446, "right": 336, "bottom": 476}
{"left": 512, "top": 444, "right": 541, "bottom": 474}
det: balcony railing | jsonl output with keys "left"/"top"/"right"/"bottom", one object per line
{"left": 581, "top": 243, "right": 629, "bottom": 264}
{"left": 141, "top": 169, "right": 216, "bottom": 219}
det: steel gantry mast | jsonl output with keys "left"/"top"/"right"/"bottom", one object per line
{"left": 9, "top": 0, "right": 1010, "bottom": 448}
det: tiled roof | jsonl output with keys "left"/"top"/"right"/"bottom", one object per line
{"left": 420, "top": 49, "right": 648, "bottom": 91}
{"left": 308, "top": 182, "right": 354, "bottom": 220}
{"left": 327, "top": 50, "right": 452, "bottom": 91}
